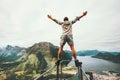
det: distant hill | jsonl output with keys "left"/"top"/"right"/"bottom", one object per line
{"left": 70, "top": 50, "right": 120, "bottom": 56}
{"left": 92, "top": 52, "right": 120, "bottom": 63}
{"left": 0, "top": 45, "right": 25, "bottom": 62}
{"left": 66, "top": 50, "right": 120, "bottom": 63}
{"left": 76, "top": 50, "right": 99, "bottom": 56}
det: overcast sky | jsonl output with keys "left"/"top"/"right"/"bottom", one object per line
{"left": 0, "top": 0, "right": 120, "bottom": 52}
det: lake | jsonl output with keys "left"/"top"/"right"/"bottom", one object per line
{"left": 68, "top": 56, "right": 120, "bottom": 73}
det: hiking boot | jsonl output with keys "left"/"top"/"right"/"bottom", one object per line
{"left": 75, "top": 59, "right": 79, "bottom": 67}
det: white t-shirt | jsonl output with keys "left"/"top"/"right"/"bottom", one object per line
{"left": 54, "top": 17, "right": 80, "bottom": 35}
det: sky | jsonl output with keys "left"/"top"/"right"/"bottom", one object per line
{"left": 0, "top": 0, "right": 120, "bottom": 52}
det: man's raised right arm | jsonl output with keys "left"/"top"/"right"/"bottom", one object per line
{"left": 47, "top": 15, "right": 63, "bottom": 25}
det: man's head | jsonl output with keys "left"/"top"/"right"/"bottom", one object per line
{"left": 63, "top": 17, "right": 69, "bottom": 21}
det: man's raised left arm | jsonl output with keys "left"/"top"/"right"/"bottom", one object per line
{"left": 72, "top": 11, "right": 87, "bottom": 24}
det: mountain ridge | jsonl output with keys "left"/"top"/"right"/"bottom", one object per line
{"left": 92, "top": 52, "right": 120, "bottom": 63}
{"left": 0, "top": 45, "right": 25, "bottom": 62}
{"left": 76, "top": 50, "right": 120, "bottom": 56}
{"left": 0, "top": 42, "right": 120, "bottom": 80}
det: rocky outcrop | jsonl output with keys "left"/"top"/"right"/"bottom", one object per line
{"left": 92, "top": 71, "right": 120, "bottom": 80}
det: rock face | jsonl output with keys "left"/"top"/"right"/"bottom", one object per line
{"left": 26, "top": 42, "right": 71, "bottom": 65}
{"left": 70, "top": 71, "right": 120, "bottom": 80}
{"left": 26, "top": 42, "right": 58, "bottom": 62}
{"left": 92, "top": 71, "right": 120, "bottom": 80}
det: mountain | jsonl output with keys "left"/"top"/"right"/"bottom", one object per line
{"left": 26, "top": 42, "right": 71, "bottom": 61}
{"left": 97, "top": 51, "right": 120, "bottom": 55}
{"left": 92, "top": 52, "right": 120, "bottom": 63}
{"left": 6, "top": 42, "right": 71, "bottom": 80}
{"left": 75, "top": 50, "right": 120, "bottom": 56}
{"left": 76, "top": 50, "right": 99, "bottom": 56}
{"left": 0, "top": 45, "right": 25, "bottom": 62}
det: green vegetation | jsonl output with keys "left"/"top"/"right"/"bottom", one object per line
{"left": 2, "top": 42, "right": 71, "bottom": 80}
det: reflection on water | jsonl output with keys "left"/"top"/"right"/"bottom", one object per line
{"left": 68, "top": 56, "right": 120, "bottom": 73}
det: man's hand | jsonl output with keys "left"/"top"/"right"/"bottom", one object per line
{"left": 47, "top": 14, "right": 55, "bottom": 21}
{"left": 77, "top": 11, "right": 87, "bottom": 19}
{"left": 82, "top": 11, "right": 87, "bottom": 16}
{"left": 47, "top": 15, "right": 52, "bottom": 19}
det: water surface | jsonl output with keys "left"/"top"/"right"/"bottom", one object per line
{"left": 68, "top": 56, "right": 120, "bottom": 73}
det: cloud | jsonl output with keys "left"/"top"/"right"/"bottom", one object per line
{"left": 0, "top": 0, "right": 120, "bottom": 51}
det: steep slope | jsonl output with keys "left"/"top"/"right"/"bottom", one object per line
{"left": 26, "top": 42, "right": 71, "bottom": 66}
{"left": 9, "top": 42, "right": 71, "bottom": 80}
